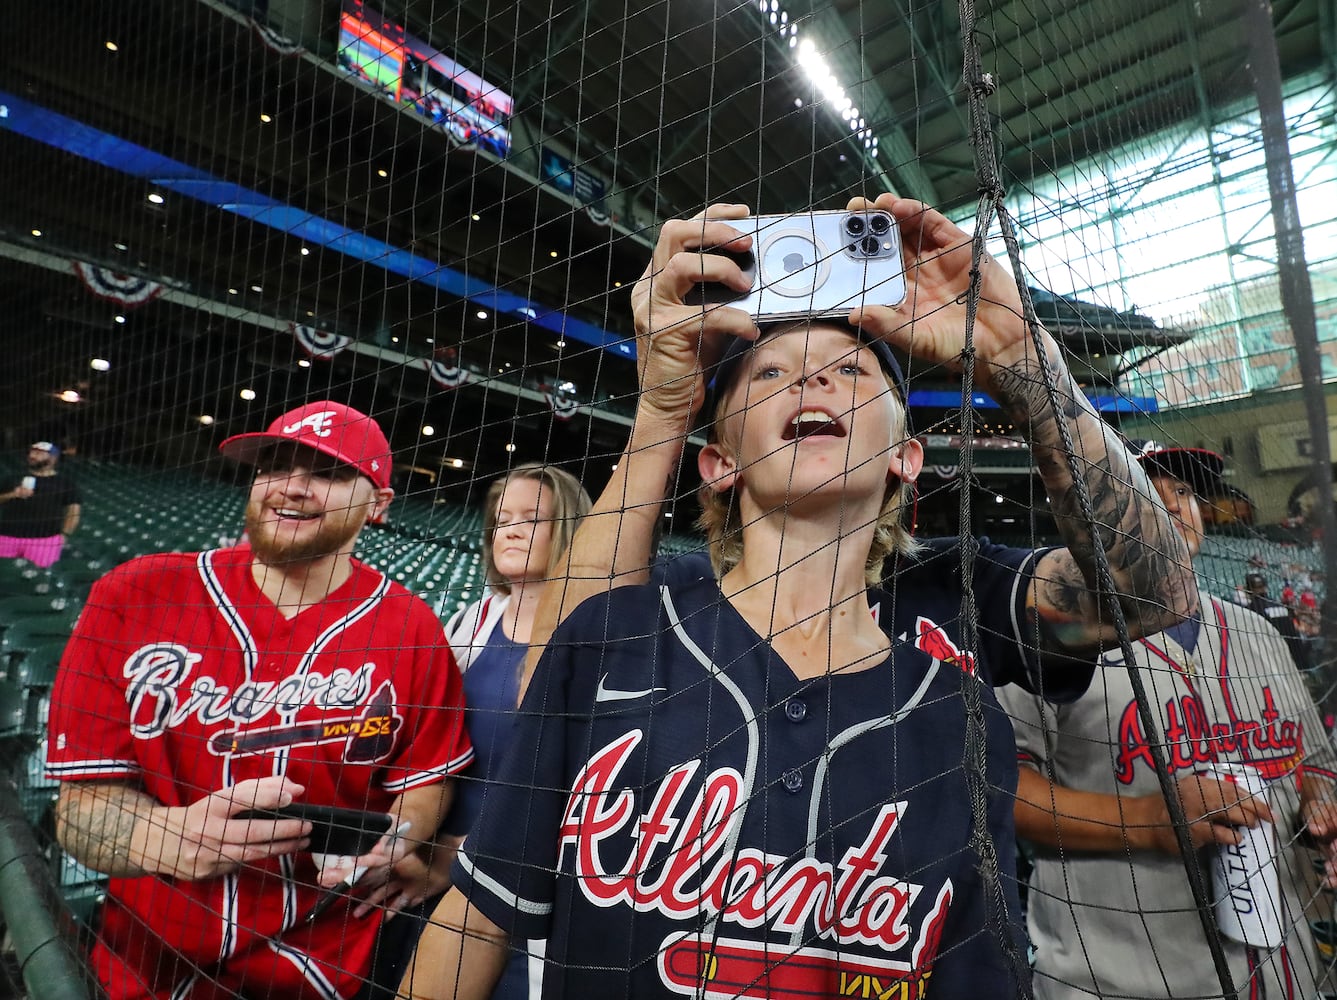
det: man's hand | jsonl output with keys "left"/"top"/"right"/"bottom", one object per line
{"left": 344, "top": 832, "right": 463, "bottom": 919}
{"left": 630, "top": 204, "right": 759, "bottom": 428}
{"left": 1130, "top": 773, "right": 1273, "bottom": 854}
{"left": 134, "top": 777, "right": 310, "bottom": 881}
{"left": 1303, "top": 796, "right": 1337, "bottom": 888}
{"left": 315, "top": 821, "right": 419, "bottom": 918}
{"left": 844, "top": 195, "right": 1030, "bottom": 397}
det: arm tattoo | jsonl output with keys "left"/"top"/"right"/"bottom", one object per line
{"left": 56, "top": 783, "right": 152, "bottom": 877}
{"left": 991, "top": 340, "right": 1194, "bottom": 644}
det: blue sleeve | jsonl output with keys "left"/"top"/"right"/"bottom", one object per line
{"left": 969, "top": 537, "right": 1094, "bottom": 703}
{"left": 450, "top": 613, "right": 580, "bottom": 940}
{"left": 649, "top": 551, "right": 713, "bottom": 587}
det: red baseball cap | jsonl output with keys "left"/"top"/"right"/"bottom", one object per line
{"left": 219, "top": 401, "right": 392, "bottom": 489}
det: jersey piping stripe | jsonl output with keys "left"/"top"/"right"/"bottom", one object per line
{"left": 46, "top": 759, "right": 140, "bottom": 778}
{"left": 167, "top": 972, "right": 197, "bottom": 1000}
{"left": 279, "top": 853, "right": 297, "bottom": 932}
{"left": 267, "top": 938, "right": 343, "bottom": 1000}
{"left": 659, "top": 583, "right": 760, "bottom": 945}
{"left": 198, "top": 550, "right": 257, "bottom": 964}
{"left": 382, "top": 747, "right": 475, "bottom": 792}
{"left": 198, "top": 550, "right": 259, "bottom": 681}
{"left": 456, "top": 849, "right": 553, "bottom": 916}
{"left": 790, "top": 651, "right": 942, "bottom": 948}
{"left": 220, "top": 870, "right": 240, "bottom": 962}
{"left": 294, "top": 572, "right": 393, "bottom": 707}
{"left": 1008, "top": 549, "right": 1039, "bottom": 686}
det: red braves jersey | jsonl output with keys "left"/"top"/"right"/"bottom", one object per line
{"left": 47, "top": 546, "right": 473, "bottom": 1000}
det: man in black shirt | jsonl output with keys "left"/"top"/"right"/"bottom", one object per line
{"left": 0, "top": 441, "right": 80, "bottom": 568}
{"left": 1245, "top": 570, "right": 1311, "bottom": 670}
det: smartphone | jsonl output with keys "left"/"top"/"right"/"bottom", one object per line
{"left": 236, "top": 804, "right": 394, "bottom": 856}
{"left": 682, "top": 209, "right": 907, "bottom": 322}
{"left": 20, "top": 476, "right": 36, "bottom": 490}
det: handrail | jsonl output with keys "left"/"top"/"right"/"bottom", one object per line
{"left": 0, "top": 776, "right": 98, "bottom": 1000}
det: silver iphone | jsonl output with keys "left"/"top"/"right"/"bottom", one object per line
{"left": 684, "top": 209, "right": 907, "bottom": 321}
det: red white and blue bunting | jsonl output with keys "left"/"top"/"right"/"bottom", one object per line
{"left": 585, "top": 204, "right": 612, "bottom": 227}
{"left": 425, "top": 358, "right": 471, "bottom": 389}
{"left": 290, "top": 323, "right": 351, "bottom": 360}
{"left": 250, "top": 19, "right": 305, "bottom": 57}
{"left": 72, "top": 262, "right": 165, "bottom": 308}
{"left": 545, "top": 389, "right": 579, "bottom": 422}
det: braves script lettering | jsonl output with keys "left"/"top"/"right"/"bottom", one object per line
{"left": 557, "top": 732, "right": 952, "bottom": 997}
{"left": 124, "top": 642, "right": 375, "bottom": 738}
{"left": 1115, "top": 687, "right": 1301, "bottom": 784}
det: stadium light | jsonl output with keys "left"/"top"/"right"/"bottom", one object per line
{"left": 779, "top": 24, "right": 880, "bottom": 163}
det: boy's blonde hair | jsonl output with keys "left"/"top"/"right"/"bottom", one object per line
{"left": 695, "top": 332, "right": 921, "bottom": 586}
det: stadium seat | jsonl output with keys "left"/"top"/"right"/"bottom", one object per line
{"left": 0, "top": 593, "right": 82, "bottom": 626}
{"left": 0, "top": 681, "right": 26, "bottom": 739}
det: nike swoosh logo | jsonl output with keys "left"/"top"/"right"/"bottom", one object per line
{"left": 595, "top": 675, "right": 666, "bottom": 703}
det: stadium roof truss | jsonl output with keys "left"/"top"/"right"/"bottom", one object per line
{"left": 0, "top": 0, "right": 1331, "bottom": 477}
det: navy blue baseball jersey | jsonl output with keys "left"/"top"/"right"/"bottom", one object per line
{"left": 453, "top": 538, "right": 1092, "bottom": 999}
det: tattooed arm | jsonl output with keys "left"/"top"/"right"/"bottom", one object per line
{"left": 55, "top": 776, "right": 311, "bottom": 881}
{"left": 848, "top": 196, "right": 1195, "bottom": 653}
{"left": 990, "top": 329, "right": 1196, "bottom": 649}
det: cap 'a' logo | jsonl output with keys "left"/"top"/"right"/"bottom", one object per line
{"left": 283, "top": 409, "right": 337, "bottom": 438}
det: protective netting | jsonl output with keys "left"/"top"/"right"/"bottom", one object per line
{"left": 1, "top": 1, "right": 1337, "bottom": 999}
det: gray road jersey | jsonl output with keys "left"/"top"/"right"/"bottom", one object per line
{"left": 998, "top": 591, "right": 1336, "bottom": 1000}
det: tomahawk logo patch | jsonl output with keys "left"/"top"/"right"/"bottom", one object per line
{"left": 911, "top": 616, "right": 977, "bottom": 675}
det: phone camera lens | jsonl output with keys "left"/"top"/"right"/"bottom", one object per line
{"left": 869, "top": 214, "right": 891, "bottom": 236}
{"left": 860, "top": 235, "right": 881, "bottom": 256}
{"left": 845, "top": 215, "right": 866, "bottom": 237}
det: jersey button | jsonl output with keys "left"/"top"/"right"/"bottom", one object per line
{"left": 784, "top": 699, "right": 807, "bottom": 723}
{"left": 781, "top": 769, "right": 803, "bottom": 794}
